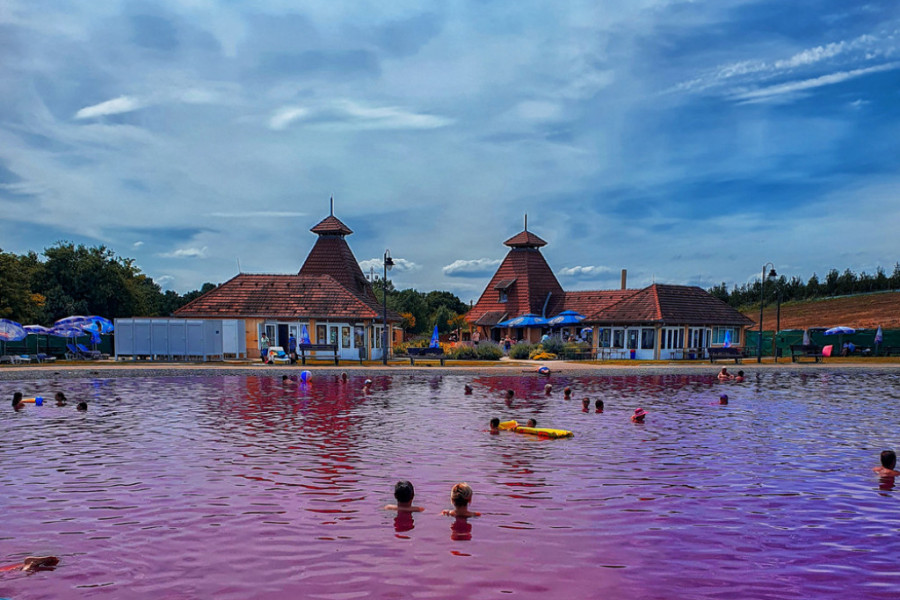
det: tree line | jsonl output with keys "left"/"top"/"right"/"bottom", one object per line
{"left": 0, "top": 243, "right": 216, "bottom": 325}
{"left": 371, "top": 279, "right": 470, "bottom": 337}
{"left": 708, "top": 264, "right": 900, "bottom": 310}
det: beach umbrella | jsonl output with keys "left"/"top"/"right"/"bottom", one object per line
{"left": 54, "top": 315, "right": 92, "bottom": 330}
{"left": 430, "top": 324, "right": 440, "bottom": 348}
{"left": 874, "top": 325, "right": 883, "bottom": 355}
{"left": 802, "top": 329, "right": 811, "bottom": 346}
{"left": 824, "top": 326, "right": 855, "bottom": 335}
{"left": 547, "top": 310, "right": 586, "bottom": 327}
{"left": 81, "top": 316, "right": 114, "bottom": 334}
{"left": 0, "top": 318, "right": 27, "bottom": 356}
{"left": 300, "top": 324, "right": 311, "bottom": 345}
{"left": 24, "top": 325, "right": 51, "bottom": 355}
{"left": 497, "top": 314, "right": 548, "bottom": 328}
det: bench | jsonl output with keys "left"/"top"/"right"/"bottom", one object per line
{"left": 407, "top": 347, "right": 445, "bottom": 366}
{"left": 882, "top": 346, "right": 900, "bottom": 357}
{"left": 297, "top": 343, "right": 339, "bottom": 365}
{"left": 790, "top": 344, "right": 824, "bottom": 363}
{"left": 708, "top": 347, "right": 744, "bottom": 363}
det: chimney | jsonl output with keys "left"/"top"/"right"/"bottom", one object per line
{"left": 621, "top": 269, "right": 627, "bottom": 290}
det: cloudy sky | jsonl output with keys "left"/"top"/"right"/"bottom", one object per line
{"left": 2, "top": 1, "right": 898, "bottom": 303}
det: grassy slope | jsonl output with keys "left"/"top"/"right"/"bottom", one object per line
{"left": 741, "top": 291, "right": 900, "bottom": 330}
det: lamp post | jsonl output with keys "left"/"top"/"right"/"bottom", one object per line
{"left": 757, "top": 263, "right": 777, "bottom": 364}
{"left": 382, "top": 249, "right": 394, "bottom": 365}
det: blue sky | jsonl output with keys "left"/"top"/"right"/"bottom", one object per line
{"left": 1, "top": 1, "right": 898, "bottom": 303}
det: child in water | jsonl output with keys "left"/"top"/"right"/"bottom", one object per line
{"left": 582, "top": 398, "right": 590, "bottom": 412}
{"left": 384, "top": 480, "right": 425, "bottom": 512}
{"left": 489, "top": 417, "right": 501, "bottom": 434}
{"left": 874, "top": 450, "right": 900, "bottom": 477}
{"left": 595, "top": 399, "right": 604, "bottom": 413}
{"left": 441, "top": 482, "right": 480, "bottom": 518}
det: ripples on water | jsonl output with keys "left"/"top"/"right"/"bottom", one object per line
{"left": 2, "top": 370, "right": 900, "bottom": 599}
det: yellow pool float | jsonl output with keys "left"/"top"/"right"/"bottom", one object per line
{"left": 514, "top": 426, "right": 574, "bottom": 439}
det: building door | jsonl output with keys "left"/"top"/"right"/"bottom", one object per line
{"left": 277, "top": 324, "right": 289, "bottom": 349}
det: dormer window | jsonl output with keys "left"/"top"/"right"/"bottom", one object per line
{"left": 499, "top": 290, "right": 508, "bottom": 303}
{"left": 493, "top": 279, "right": 516, "bottom": 304}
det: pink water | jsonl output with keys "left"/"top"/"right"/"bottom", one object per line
{"left": 2, "top": 371, "right": 900, "bottom": 599}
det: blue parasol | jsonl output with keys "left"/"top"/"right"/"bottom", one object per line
{"left": 497, "top": 313, "right": 548, "bottom": 328}
{"left": 81, "top": 316, "right": 114, "bottom": 334}
{"left": 300, "top": 324, "right": 311, "bottom": 345}
{"left": 547, "top": 310, "right": 585, "bottom": 326}
{"left": 0, "top": 318, "right": 27, "bottom": 356}
{"left": 430, "top": 324, "right": 440, "bottom": 348}
{"left": 24, "top": 325, "right": 51, "bottom": 355}
{"left": 824, "top": 326, "right": 855, "bottom": 335}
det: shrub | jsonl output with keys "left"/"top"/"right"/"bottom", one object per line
{"left": 508, "top": 343, "right": 536, "bottom": 360}
{"left": 475, "top": 342, "right": 504, "bottom": 361}
{"left": 450, "top": 345, "right": 478, "bottom": 360}
{"left": 540, "top": 338, "right": 565, "bottom": 355}
{"left": 529, "top": 351, "right": 558, "bottom": 361}
{"left": 561, "top": 342, "right": 591, "bottom": 359}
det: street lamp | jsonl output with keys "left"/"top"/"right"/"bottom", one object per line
{"left": 757, "top": 263, "right": 777, "bottom": 364}
{"left": 382, "top": 249, "right": 394, "bottom": 365}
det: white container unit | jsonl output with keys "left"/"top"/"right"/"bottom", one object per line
{"left": 114, "top": 318, "right": 246, "bottom": 361}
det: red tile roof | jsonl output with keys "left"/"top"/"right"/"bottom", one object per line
{"left": 174, "top": 273, "right": 388, "bottom": 319}
{"left": 590, "top": 284, "right": 754, "bottom": 325}
{"left": 559, "top": 290, "right": 637, "bottom": 317}
{"left": 504, "top": 230, "right": 547, "bottom": 248}
{"left": 474, "top": 310, "right": 509, "bottom": 326}
{"left": 310, "top": 215, "right": 353, "bottom": 235}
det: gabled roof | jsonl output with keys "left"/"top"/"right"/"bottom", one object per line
{"left": 589, "top": 284, "right": 754, "bottom": 326}
{"left": 310, "top": 215, "right": 353, "bottom": 235}
{"left": 504, "top": 230, "right": 547, "bottom": 248}
{"left": 474, "top": 310, "right": 508, "bottom": 327}
{"left": 559, "top": 290, "right": 637, "bottom": 317}
{"left": 174, "top": 273, "right": 397, "bottom": 320}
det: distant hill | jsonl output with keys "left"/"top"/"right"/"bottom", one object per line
{"left": 742, "top": 291, "right": 900, "bottom": 330}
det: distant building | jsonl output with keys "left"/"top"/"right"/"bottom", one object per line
{"left": 466, "top": 223, "right": 752, "bottom": 359}
{"left": 174, "top": 209, "right": 400, "bottom": 361}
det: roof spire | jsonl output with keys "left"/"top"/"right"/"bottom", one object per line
{"left": 524, "top": 213, "right": 528, "bottom": 231}
{"left": 330, "top": 195, "right": 334, "bottom": 216}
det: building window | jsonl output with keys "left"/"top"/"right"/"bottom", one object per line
{"left": 641, "top": 328, "right": 656, "bottom": 350}
{"left": 341, "top": 326, "right": 351, "bottom": 348}
{"left": 712, "top": 326, "right": 740, "bottom": 345}
{"left": 499, "top": 290, "right": 508, "bottom": 303}
{"left": 612, "top": 329, "right": 625, "bottom": 348}
{"left": 600, "top": 328, "right": 611, "bottom": 348}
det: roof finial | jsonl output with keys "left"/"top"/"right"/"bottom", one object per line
{"left": 330, "top": 195, "right": 334, "bottom": 216}
{"left": 524, "top": 213, "right": 528, "bottom": 231}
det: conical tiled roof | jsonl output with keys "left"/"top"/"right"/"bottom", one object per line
{"left": 504, "top": 230, "right": 547, "bottom": 248}
{"left": 310, "top": 215, "right": 353, "bottom": 236}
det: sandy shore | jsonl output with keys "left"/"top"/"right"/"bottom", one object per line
{"left": 2, "top": 357, "right": 899, "bottom": 380}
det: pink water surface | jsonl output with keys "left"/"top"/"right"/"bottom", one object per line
{"left": 2, "top": 370, "right": 900, "bottom": 599}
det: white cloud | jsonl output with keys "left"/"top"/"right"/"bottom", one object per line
{"left": 558, "top": 265, "right": 614, "bottom": 279}
{"left": 161, "top": 246, "right": 208, "bottom": 259}
{"left": 442, "top": 258, "right": 502, "bottom": 277}
{"left": 74, "top": 96, "right": 144, "bottom": 119}
{"left": 156, "top": 275, "right": 175, "bottom": 288}
{"left": 210, "top": 211, "right": 307, "bottom": 218}
{"left": 513, "top": 100, "right": 564, "bottom": 122}
{"left": 132, "top": 241, "right": 144, "bottom": 248}
{"left": 269, "top": 106, "right": 311, "bottom": 130}
{"left": 733, "top": 62, "right": 900, "bottom": 103}
{"left": 359, "top": 257, "right": 419, "bottom": 274}
{"left": 269, "top": 99, "right": 452, "bottom": 131}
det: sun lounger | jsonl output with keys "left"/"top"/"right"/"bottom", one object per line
{"left": 76, "top": 343, "right": 102, "bottom": 360}
{"left": 36, "top": 353, "right": 57, "bottom": 363}
{"left": 266, "top": 346, "right": 291, "bottom": 365}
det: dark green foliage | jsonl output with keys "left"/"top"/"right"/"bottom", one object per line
{"left": 709, "top": 263, "right": 900, "bottom": 310}
{"left": 508, "top": 343, "right": 535, "bottom": 359}
{"left": 474, "top": 342, "right": 503, "bottom": 360}
{"left": 540, "top": 337, "right": 565, "bottom": 356}
{"left": 450, "top": 345, "right": 478, "bottom": 360}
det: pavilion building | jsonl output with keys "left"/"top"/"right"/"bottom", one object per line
{"left": 466, "top": 223, "right": 752, "bottom": 359}
{"left": 174, "top": 209, "right": 400, "bottom": 361}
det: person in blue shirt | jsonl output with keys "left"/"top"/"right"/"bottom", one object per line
{"left": 288, "top": 334, "right": 297, "bottom": 363}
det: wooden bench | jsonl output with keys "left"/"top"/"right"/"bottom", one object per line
{"left": 297, "top": 343, "right": 339, "bottom": 365}
{"left": 708, "top": 347, "right": 744, "bottom": 363}
{"left": 407, "top": 347, "right": 445, "bottom": 366}
{"left": 790, "top": 344, "right": 824, "bottom": 363}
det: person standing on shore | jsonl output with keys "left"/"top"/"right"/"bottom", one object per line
{"left": 260, "top": 332, "right": 270, "bottom": 363}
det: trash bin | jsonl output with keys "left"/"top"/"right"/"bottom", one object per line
{"left": 630, "top": 349, "right": 636, "bottom": 359}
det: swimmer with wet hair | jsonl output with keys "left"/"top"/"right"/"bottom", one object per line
{"left": 55, "top": 392, "right": 67, "bottom": 406}
{"left": 595, "top": 399, "right": 604, "bottom": 413}
{"left": 582, "top": 398, "right": 590, "bottom": 412}
{"left": 526, "top": 418, "right": 537, "bottom": 428}
{"left": 12, "top": 392, "right": 25, "bottom": 410}
{"left": 441, "top": 482, "right": 480, "bottom": 518}
{"left": 341, "top": 372, "right": 348, "bottom": 382}
{"left": 719, "top": 394, "right": 728, "bottom": 405}
{"left": 489, "top": 417, "right": 500, "bottom": 434}
{"left": 363, "top": 379, "right": 373, "bottom": 393}
{"left": 874, "top": 450, "right": 900, "bottom": 477}
{"left": 563, "top": 387, "right": 572, "bottom": 400}
{"left": 717, "top": 367, "right": 733, "bottom": 381}
{"left": 0, "top": 556, "right": 60, "bottom": 572}
{"left": 505, "top": 389, "right": 515, "bottom": 403}
{"left": 76, "top": 401, "right": 88, "bottom": 412}
{"left": 384, "top": 480, "right": 425, "bottom": 512}
{"left": 544, "top": 383, "right": 552, "bottom": 396}
{"left": 464, "top": 384, "right": 473, "bottom": 395}
{"left": 735, "top": 370, "right": 745, "bottom": 383}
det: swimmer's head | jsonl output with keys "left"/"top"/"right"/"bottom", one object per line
{"left": 881, "top": 450, "right": 897, "bottom": 470}
{"left": 464, "top": 384, "right": 473, "bottom": 394}
{"left": 526, "top": 418, "right": 537, "bottom": 428}
{"left": 563, "top": 387, "right": 572, "bottom": 397}
{"left": 582, "top": 398, "right": 590, "bottom": 408}
{"left": 394, "top": 480, "right": 415, "bottom": 503}
{"left": 364, "top": 379, "right": 373, "bottom": 386}
{"left": 12, "top": 392, "right": 23, "bottom": 408}
{"left": 505, "top": 389, "right": 514, "bottom": 399}
{"left": 737, "top": 371, "right": 744, "bottom": 377}
{"left": 55, "top": 392, "right": 67, "bottom": 402}
{"left": 544, "top": 384, "right": 552, "bottom": 394}
{"left": 451, "top": 482, "right": 473, "bottom": 507}
{"left": 490, "top": 417, "right": 500, "bottom": 429}
{"left": 341, "top": 372, "right": 348, "bottom": 381}
{"left": 719, "top": 394, "right": 728, "bottom": 404}
{"left": 595, "top": 399, "right": 604, "bottom": 411}
{"left": 76, "top": 401, "right": 88, "bottom": 411}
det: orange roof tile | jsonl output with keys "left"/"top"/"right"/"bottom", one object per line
{"left": 590, "top": 284, "right": 754, "bottom": 325}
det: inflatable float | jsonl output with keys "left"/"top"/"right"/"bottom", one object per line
{"left": 514, "top": 426, "right": 574, "bottom": 439}
{"left": 22, "top": 397, "right": 44, "bottom": 405}
{"left": 498, "top": 420, "right": 518, "bottom": 430}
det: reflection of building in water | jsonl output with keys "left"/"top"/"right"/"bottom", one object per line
{"left": 175, "top": 204, "right": 401, "bottom": 361}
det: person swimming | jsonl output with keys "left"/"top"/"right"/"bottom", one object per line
{"left": 0, "top": 556, "right": 59, "bottom": 572}
{"left": 631, "top": 408, "right": 647, "bottom": 423}
{"left": 504, "top": 389, "right": 514, "bottom": 404}
{"left": 526, "top": 418, "right": 537, "bottom": 428}
{"left": 874, "top": 450, "right": 900, "bottom": 477}
{"left": 719, "top": 394, "right": 728, "bottom": 405}
{"left": 489, "top": 417, "right": 500, "bottom": 434}
{"left": 363, "top": 379, "right": 373, "bottom": 393}
{"left": 581, "top": 398, "right": 590, "bottom": 412}
{"left": 595, "top": 399, "right": 604, "bottom": 413}
{"left": 735, "top": 370, "right": 745, "bottom": 383}
{"left": 563, "top": 387, "right": 572, "bottom": 400}
{"left": 341, "top": 372, "right": 348, "bottom": 383}
{"left": 76, "top": 401, "right": 88, "bottom": 411}
{"left": 717, "top": 367, "right": 733, "bottom": 381}
{"left": 544, "top": 383, "right": 552, "bottom": 396}
{"left": 384, "top": 480, "right": 425, "bottom": 512}
{"left": 12, "top": 392, "right": 25, "bottom": 410}
{"left": 55, "top": 392, "right": 68, "bottom": 406}
{"left": 441, "top": 482, "right": 480, "bottom": 518}
{"left": 464, "top": 384, "right": 473, "bottom": 395}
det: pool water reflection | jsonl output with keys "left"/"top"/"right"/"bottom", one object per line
{"left": 2, "top": 370, "right": 900, "bottom": 599}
